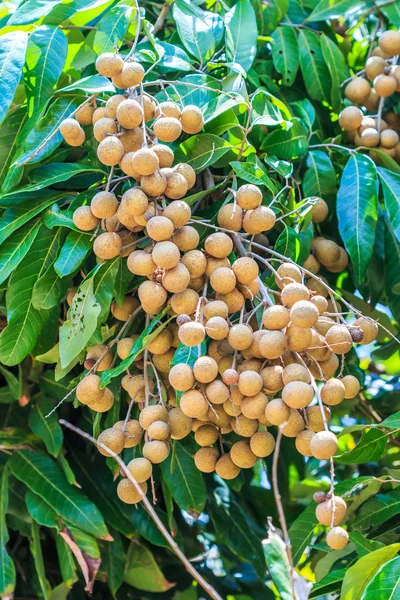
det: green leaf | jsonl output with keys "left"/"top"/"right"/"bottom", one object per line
{"left": 298, "top": 29, "right": 331, "bottom": 104}
{"left": 320, "top": 33, "right": 348, "bottom": 110}
{"left": 59, "top": 277, "right": 101, "bottom": 368}
{"left": 0, "top": 107, "right": 28, "bottom": 188}
{"left": 225, "top": 0, "right": 257, "bottom": 71}
{"left": 24, "top": 26, "right": 67, "bottom": 116}
{"left": 251, "top": 89, "right": 292, "bottom": 128}
{"left": 271, "top": 26, "right": 299, "bottom": 86}
{"left": 265, "top": 155, "right": 293, "bottom": 178}
{"left": 261, "top": 118, "right": 308, "bottom": 159}
{"left": 9, "top": 449, "right": 108, "bottom": 538}
{"left": 337, "top": 153, "right": 378, "bottom": 282}
{"left": 362, "top": 555, "right": 400, "bottom": 600}
{"left": 309, "top": 568, "right": 347, "bottom": 599}
{"left": 302, "top": 150, "right": 336, "bottom": 206}
{"left": 93, "top": 4, "right": 133, "bottom": 55}
{"left": 0, "top": 219, "right": 41, "bottom": 285}
{"left": 101, "top": 530, "right": 125, "bottom": 598}
{"left": 341, "top": 544, "right": 400, "bottom": 600}
{"left": 0, "top": 32, "right": 28, "bottom": 126}
{"left": 349, "top": 531, "right": 384, "bottom": 558}
{"left": 161, "top": 441, "right": 206, "bottom": 516}
{"left": 43, "top": 204, "right": 77, "bottom": 231}
{"left": 26, "top": 163, "right": 104, "bottom": 193}
{"left": 378, "top": 0, "right": 400, "bottom": 27}
{"left": 54, "top": 230, "right": 91, "bottom": 277}
{"left": 384, "top": 217, "right": 400, "bottom": 321}
{"left": 124, "top": 543, "right": 174, "bottom": 592}
{"left": 26, "top": 491, "right": 58, "bottom": 529}
{"left": 353, "top": 488, "right": 400, "bottom": 530}
{"left": 30, "top": 520, "right": 51, "bottom": 600}
{"left": 274, "top": 226, "right": 300, "bottom": 262}
{"left": 56, "top": 535, "right": 77, "bottom": 588}
{"left": 57, "top": 74, "right": 115, "bottom": 94}
{"left": 378, "top": 167, "right": 400, "bottom": 242}
{"left": 28, "top": 397, "right": 63, "bottom": 457}
{"left": 174, "top": 133, "right": 232, "bottom": 172}
{"left": 230, "top": 159, "right": 276, "bottom": 193}
{"left": 379, "top": 411, "right": 400, "bottom": 429}
{"left": 93, "top": 257, "right": 121, "bottom": 322}
{"left": 306, "top": 0, "right": 367, "bottom": 21}
{"left": 32, "top": 266, "right": 69, "bottom": 310}
{"left": 172, "top": 0, "right": 216, "bottom": 64}
{"left": 289, "top": 503, "right": 317, "bottom": 565}
{"left": 8, "top": 0, "right": 65, "bottom": 24}
{"left": 262, "top": 527, "right": 293, "bottom": 600}
{"left": 336, "top": 429, "right": 387, "bottom": 464}
{"left": 0, "top": 467, "right": 16, "bottom": 597}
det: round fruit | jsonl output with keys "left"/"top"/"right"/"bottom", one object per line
{"left": 218, "top": 203, "right": 243, "bottom": 232}
{"left": 194, "top": 447, "right": 219, "bottom": 472}
{"left": 143, "top": 440, "right": 170, "bottom": 463}
{"left": 326, "top": 526, "right": 349, "bottom": 550}
{"left": 97, "top": 428, "right": 125, "bottom": 457}
{"left": 97, "top": 136, "right": 125, "bottom": 166}
{"left": 93, "top": 232, "right": 122, "bottom": 259}
{"left": 153, "top": 117, "right": 182, "bottom": 142}
{"left": 310, "top": 430, "right": 338, "bottom": 459}
{"left": 119, "top": 61, "right": 145, "bottom": 87}
{"left": 262, "top": 305, "right": 290, "bottom": 330}
{"left": 180, "top": 389, "right": 208, "bottom": 418}
{"left": 174, "top": 163, "right": 196, "bottom": 189}
{"left": 148, "top": 420, "right": 170, "bottom": 441}
{"left": 73, "top": 206, "right": 99, "bottom": 231}
{"left": 230, "top": 441, "right": 257, "bottom": 468}
{"left": 193, "top": 356, "right": 218, "bottom": 383}
{"left": 116, "top": 99, "right": 143, "bottom": 129}
{"left": 380, "top": 128, "right": 399, "bottom": 148}
{"left": 228, "top": 324, "right": 253, "bottom": 350}
{"left": 250, "top": 431, "right": 275, "bottom": 457}
{"left": 117, "top": 479, "right": 147, "bottom": 504}
{"left": 379, "top": 30, "right": 400, "bottom": 56}
{"left": 243, "top": 206, "right": 276, "bottom": 234}
{"left": 374, "top": 74, "right": 397, "bottom": 97}
{"left": 111, "top": 295, "right": 139, "bottom": 321}
{"left": 344, "top": 77, "right": 370, "bottom": 104}
{"left": 295, "top": 430, "right": 315, "bottom": 456}
{"left": 261, "top": 365, "right": 284, "bottom": 393}
{"left": 315, "top": 495, "right": 347, "bottom": 526}
{"left": 204, "top": 232, "right": 233, "bottom": 258}
{"left": 341, "top": 375, "right": 360, "bottom": 399}
{"left": 281, "top": 408, "right": 305, "bottom": 437}
{"left": 325, "top": 325, "right": 353, "bottom": 354}
{"left": 311, "top": 198, "right": 329, "bottom": 223}
{"left": 232, "top": 257, "right": 259, "bottom": 285}
{"left": 180, "top": 105, "right": 204, "bottom": 134}
{"left": 282, "top": 381, "right": 314, "bottom": 409}
{"left": 259, "top": 331, "right": 287, "bottom": 359}
{"left": 236, "top": 184, "right": 262, "bottom": 210}
{"left": 96, "top": 52, "right": 124, "bottom": 77}
{"left": 281, "top": 283, "right": 310, "bottom": 308}
{"left": 352, "top": 316, "right": 378, "bottom": 344}
{"left": 173, "top": 226, "right": 200, "bottom": 251}
{"left": 165, "top": 172, "right": 188, "bottom": 199}
{"left": 146, "top": 216, "right": 174, "bottom": 241}
{"left": 195, "top": 424, "right": 219, "bottom": 446}
{"left": 113, "top": 420, "right": 143, "bottom": 448}
{"left": 290, "top": 300, "right": 319, "bottom": 328}
{"left": 164, "top": 200, "right": 191, "bottom": 228}
{"left": 321, "top": 378, "right": 346, "bottom": 406}
{"left": 338, "top": 106, "right": 363, "bottom": 130}
{"left": 127, "top": 457, "right": 152, "bottom": 483}
{"left": 169, "top": 407, "right": 193, "bottom": 440}
{"left": 131, "top": 148, "right": 159, "bottom": 176}
{"left": 215, "top": 454, "right": 240, "bottom": 479}
{"left": 282, "top": 364, "right": 310, "bottom": 385}
{"left": 93, "top": 117, "right": 118, "bottom": 142}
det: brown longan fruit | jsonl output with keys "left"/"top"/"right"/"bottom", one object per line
{"left": 143, "top": 440, "right": 170, "bottom": 464}
{"left": 281, "top": 283, "right": 310, "bottom": 308}
{"left": 135, "top": 94, "right": 155, "bottom": 121}
{"left": 85, "top": 344, "right": 113, "bottom": 372}
{"left": 139, "top": 405, "right": 169, "bottom": 430}
{"left": 120, "top": 188, "right": 148, "bottom": 217}
{"left": 151, "top": 144, "right": 174, "bottom": 168}
{"left": 325, "top": 325, "right": 353, "bottom": 354}
{"left": 374, "top": 74, "right": 397, "bottom": 97}
{"left": 173, "top": 226, "right": 200, "bottom": 251}
{"left": 169, "top": 407, "right": 192, "bottom": 440}
{"left": 93, "top": 117, "right": 118, "bottom": 142}
{"left": 230, "top": 441, "right": 257, "bottom": 468}
{"left": 310, "top": 430, "right": 338, "bottom": 459}
{"left": 224, "top": 398, "right": 241, "bottom": 417}
{"left": 216, "top": 289, "right": 245, "bottom": 314}
{"left": 315, "top": 316, "right": 335, "bottom": 336}
{"left": 338, "top": 106, "right": 363, "bottom": 130}
{"left": 119, "top": 153, "right": 142, "bottom": 178}
{"left": 232, "top": 257, "right": 259, "bottom": 285}
{"left": 306, "top": 405, "right": 331, "bottom": 433}
{"left": 262, "top": 305, "right": 290, "bottom": 330}
{"left": 168, "top": 363, "right": 194, "bottom": 392}
{"left": 238, "top": 371, "right": 263, "bottom": 397}
{"left": 91, "top": 191, "right": 118, "bottom": 219}
{"left": 195, "top": 424, "right": 219, "bottom": 446}
{"left": 341, "top": 375, "right": 360, "bottom": 399}
{"left": 119, "top": 61, "right": 145, "bottom": 87}
{"left": 60, "top": 117, "right": 81, "bottom": 139}
{"left": 241, "top": 392, "right": 268, "bottom": 419}
{"left": 180, "top": 389, "right": 208, "bottom": 418}
{"left": 164, "top": 200, "right": 191, "bottom": 228}
{"left": 259, "top": 331, "right": 287, "bottom": 359}
{"left": 116, "top": 99, "right": 143, "bottom": 129}
{"left": 282, "top": 363, "right": 310, "bottom": 385}
{"left": 113, "top": 420, "right": 143, "bottom": 448}
{"left": 345, "top": 77, "right": 370, "bottom": 104}
{"left": 206, "top": 379, "right": 230, "bottom": 405}
{"left": 281, "top": 408, "right": 305, "bottom": 437}
{"left": 365, "top": 56, "right": 386, "bottom": 81}
{"left": 310, "top": 354, "right": 339, "bottom": 382}
{"left": 313, "top": 238, "right": 340, "bottom": 267}
{"left": 154, "top": 117, "right": 182, "bottom": 142}
{"left": 171, "top": 288, "right": 199, "bottom": 315}
{"left": 147, "top": 328, "right": 173, "bottom": 355}
{"left": 204, "top": 300, "right": 229, "bottom": 320}
{"left": 105, "top": 94, "right": 125, "bottom": 119}
{"left": 236, "top": 184, "right": 262, "bottom": 210}
{"left": 156, "top": 101, "right": 181, "bottom": 119}
{"left": 92, "top": 107, "right": 107, "bottom": 124}
{"left": 97, "top": 136, "right": 125, "bottom": 166}
{"left": 316, "top": 495, "right": 347, "bottom": 526}
{"left": 181, "top": 250, "right": 207, "bottom": 279}
{"left": 174, "top": 163, "right": 196, "bottom": 189}
{"left": 243, "top": 206, "right": 276, "bottom": 234}
{"left": 215, "top": 454, "right": 240, "bottom": 479}
{"left": 379, "top": 29, "right": 400, "bottom": 56}
{"left": 188, "top": 276, "right": 206, "bottom": 292}
{"left": 195, "top": 447, "right": 219, "bottom": 472}
{"left": 127, "top": 457, "right": 152, "bottom": 483}
{"left": 295, "top": 430, "right": 315, "bottom": 456}
{"left": 205, "top": 257, "right": 230, "bottom": 278}
{"left": 282, "top": 381, "right": 313, "bottom": 409}
{"left": 303, "top": 254, "right": 320, "bottom": 274}
{"left": 231, "top": 414, "right": 258, "bottom": 437}
{"left": 222, "top": 368, "right": 239, "bottom": 386}
{"left": 140, "top": 171, "right": 168, "bottom": 196}
{"left": 75, "top": 102, "right": 95, "bottom": 125}
{"left": 311, "top": 197, "right": 329, "bottom": 223}
{"left": 286, "top": 324, "right": 312, "bottom": 352}
{"left": 311, "top": 295, "right": 328, "bottom": 315}
{"left": 162, "top": 263, "right": 190, "bottom": 293}
{"left": 326, "top": 527, "right": 349, "bottom": 550}
{"left": 204, "top": 232, "right": 233, "bottom": 258}
{"left": 146, "top": 216, "right": 174, "bottom": 242}
{"left": 180, "top": 105, "right": 204, "bottom": 134}
{"left": 152, "top": 348, "right": 175, "bottom": 373}
{"left": 365, "top": 88, "right": 381, "bottom": 111}
{"left": 250, "top": 431, "right": 275, "bottom": 458}
{"left": 205, "top": 316, "right": 229, "bottom": 340}
{"left": 290, "top": 300, "right": 319, "bottom": 329}
{"left": 117, "top": 479, "right": 147, "bottom": 504}
{"left": 148, "top": 420, "right": 170, "bottom": 441}
{"left": 76, "top": 373, "right": 104, "bottom": 405}
{"left": 321, "top": 378, "right": 346, "bottom": 406}
{"left": 131, "top": 148, "right": 159, "bottom": 176}
{"left": 193, "top": 356, "right": 218, "bottom": 383}
{"left": 111, "top": 296, "right": 139, "bottom": 321}
{"left": 217, "top": 202, "right": 243, "bottom": 232}
{"left": 380, "top": 128, "right": 399, "bottom": 148}
{"left": 97, "top": 428, "right": 124, "bottom": 456}
{"left": 178, "top": 321, "right": 205, "bottom": 346}
{"left": 165, "top": 172, "right": 188, "bottom": 199}
{"left": 127, "top": 251, "right": 156, "bottom": 276}
{"left": 96, "top": 52, "right": 123, "bottom": 76}
{"left": 88, "top": 387, "right": 114, "bottom": 412}
{"left": 228, "top": 324, "right": 253, "bottom": 351}
{"left": 151, "top": 241, "right": 180, "bottom": 270}
{"left": 73, "top": 206, "right": 99, "bottom": 231}
{"left": 276, "top": 263, "right": 302, "bottom": 289}
{"left": 93, "top": 232, "right": 122, "bottom": 259}
{"left": 360, "top": 127, "right": 380, "bottom": 147}
{"left": 261, "top": 366, "right": 284, "bottom": 393}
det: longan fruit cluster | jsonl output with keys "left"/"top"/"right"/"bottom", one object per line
{"left": 216, "top": 184, "right": 277, "bottom": 235}
{"left": 313, "top": 491, "right": 349, "bottom": 550}
{"left": 339, "top": 29, "right": 400, "bottom": 161}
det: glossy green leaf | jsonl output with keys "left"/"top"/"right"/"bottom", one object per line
{"left": 0, "top": 32, "right": 28, "bottom": 126}
{"left": 353, "top": 489, "right": 400, "bottom": 530}
{"left": 174, "top": 134, "right": 232, "bottom": 172}
{"left": 298, "top": 29, "right": 331, "bottom": 104}
{"left": 307, "top": 0, "right": 367, "bottom": 21}
{"left": 0, "top": 219, "right": 41, "bottom": 285}
{"left": 124, "top": 543, "right": 174, "bottom": 592}
{"left": 32, "top": 266, "right": 69, "bottom": 310}
{"left": 93, "top": 4, "right": 133, "bottom": 55}
{"left": 28, "top": 397, "right": 63, "bottom": 457}
{"left": 230, "top": 159, "right": 276, "bottom": 192}
{"left": 384, "top": 217, "right": 400, "bottom": 321}
{"left": 262, "top": 527, "right": 293, "bottom": 600}
{"left": 225, "top": 0, "right": 257, "bottom": 71}
{"left": 320, "top": 33, "right": 348, "bottom": 109}
{"left": 261, "top": 118, "right": 308, "bottom": 159}
{"left": 271, "top": 26, "right": 299, "bottom": 86}
{"left": 289, "top": 503, "right": 317, "bottom": 565}
{"left": 30, "top": 520, "right": 51, "bottom": 599}
{"left": 25, "top": 163, "right": 104, "bottom": 193}
{"left": 0, "top": 467, "right": 16, "bottom": 597}
{"left": 349, "top": 531, "right": 384, "bottom": 558}
{"left": 9, "top": 450, "right": 108, "bottom": 538}
{"left": 309, "top": 568, "right": 347, "bottom": 599}
{"left": 59, "top": 277, "right": 101, "bottom": 368}
{"left": 336, "top": 429, "right": 387, "bottom": 464}
{"left": 362, "top": 555, "right": 400, "bottom": 600}
{"left": 9, "top": 0, "right": 65, "bottom": 24}
{"left": 302, "top": 150, "right": 336, "bottom": 207}
{"left": 251, "top": 89, "right": 292, "bottom": 127}
{"left": 173, "top": 0, "right": 216, "bottom": 64}
{"left": 54, "top": 230, "right": 91, "bottom": 277}
{"left": 56, "top": 535, "right": 77, "bottom": 588}
{"left": 0, "top": 107, "right": 28, "bottom": 189}
{"left": 26, "top": 491, "right": 58, "bottom": 529}
{"left": 101, "top": 531, "right": 125, "bottom": 598}
{"left": 93, "top": 257, "right": 121, "bottom": 322}
{"left": 341, "top": 544, "right": 400, "bottom": 600}
{"left": 337, "top": 153, "right": 378, "bottom": 282}
{"left": 378, "top": 167, "right": 400, "bottom": 242}
{"left": 274, "top": 226, "right": 300, "bottom": 262}
{"left": 378, "top": 0, "right": 400, "bottom": 26}
{"left": 57, "top": 74, "right": 115, "bottom": 94}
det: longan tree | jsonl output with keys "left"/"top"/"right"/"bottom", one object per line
{"left": 0, "top": 0, "right": 400, "bottom": 599}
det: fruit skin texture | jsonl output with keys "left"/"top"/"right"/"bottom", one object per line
{"left": 97, "top": 428, "right": 125, "bottom": 456}
{"left": 352, "top": 316, "right": 378, "bottom": 344}
{"left": 315, "top": 496, "right": 347, "bottom": 526}
{"left": 180, "top": 105, "right": 204, "bottom": 134}
{"left": 341, "top": 375, "right": 360, "bottom": 399}
{"left": 310, "top": 430, "right": 338, "bottom": 459}
{"left": 326, "top": 527, "right": 349, "bottom": 550}
{"left": 230, "top": 441, "right": 257, "bottom": 468}
{"left": 96, "top": 52, "right": 124, "bottom": 77}
{"left": 282, "top": 381, "right": 314, "bottom": 409}
{"left": 194, "top": 447, "right": 219, "bottom": 473}
{"left": 117, "top": 479, "right": 147, "bottom": 504}
{"left": 215, "top": 454, "right": 240, "bottom": 479}
{"left": 250, "top": 431, "right": 275, "bottom": 457}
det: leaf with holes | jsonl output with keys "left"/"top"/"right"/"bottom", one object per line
{"left": 298, "top": 29, "right": 331, "bottom": 104}
{"left": 271, "top": 26, "right": 299, "bottom": 86}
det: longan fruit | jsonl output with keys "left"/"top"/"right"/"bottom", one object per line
{"left": 120, "top": 188, "right": 148, "bottom": 218}
{"left": 222, "top": 368, "right": 239, "bottom": 386}
{"left": 205, "top": 316, "right": 229, "bottom": 340}
{"left": 230, "top": 440, "right": 257, "bottom": 468}
{"left": 281, "top": 282, "right": 310, "bottom": 308}
{"left": 286, "top": 324, "right": 312, "bottom": 352}
{"left": 321, "top": 378, "right": 346, "bottom": 406}
{"left": 127, "top": 457, "right": 152, "bottom": 483}
{"left": 178, "top": 321, "right": 205, "bottom": 346}
{"left": 164, "top": 200, "right": 191, "bottom": 228}
{"left": 180, "top": 389, "right": 208, "bottom": 418}
{"left": 168, "top": 364, "right": 194, "bottom": 393}
{"left": 146, "top": 216, "right": 174, "bottom": 242}
{"left": 311, "top": 295, "right": 328, "bottom": 315}
{"left": 231, "top": 414, "right": 258, "bottom": 437}
{"left": 216, "top": 288, "right": 245, "bottom": 314}
{"left": 97, "top": 136, "right": 125, "bottom": 166}
{"left": 116, "top": 99, "right": 143, "bottom": 129}
{"left": 204, "top": 232, "right": 233, "bottom": 258}
{"left": 374, "top": 74, "right": 397, "bottom": 97}
{"left": 326, "top": 527, "right": 349, "bottom": 550}
{"left": 122, "top": 374, "right": 146, "bottom": 402}
{"left": 93, "top": 117, "right": 118, "bottom": 142}
{"left": 130, "top": 148, "right": 158, "bottom": 176}
{"left": 241, "top": 392, "right": 268, "bottom": 419}
{"left": 217, "top": 203, "right": 243, "bottom": 232}
{"left": 206, "top": 379, "right": 230, "bottom": 405}
{"left": 88, "top": 387, "right": 114, "bottom": 412}
{"left": 85, "top": 344, "right": 112, "bottom": 372}
{"left": 150, "top": 241, "right": 180, "bottom": 270}
{"left": 111, "top": 295, "right": 139, "bottom": 321}
{"left": 310, "top": 354, "right": 339, "bottom": 382}
{"left": 276, "top": 263, "right": 302, "bottom": 289}
{"left": 379, "top": 30, "right": 400, "bottom": 56}
{"left": 195, "top": 424, "right": 219, "bottom": 446}
{"left": 236, "top": 184, "right": 262, "bottom": 210}
{"left": 156, "top": 101, "right": 181, "bottom": 119}
{"left": 91, "top": 191, "right": 118, "bottom": 219}
{"left": 315, "top": 316, "right": 335, "bottom": 336}
{"left": 243, "top": 205, "right": 276, "bottom": 234}
{"left": 215, "top": 454, "right": 240, "bottom": 479}
{"left": 105, "top": 94, "right": 125, "bottom": 119}
{"left": 380, "top": 128, "right": 399, "bottom": 148}
{"left": 238, "top": 371, "right": 263, "bottom": 397}
{"left": 341, "top": 375, "right": 360, "bottom": 399}
{"left": 282, "top": 381, "right": 313, "bottom": 409}
{"left": 207, "top": 404, "right": 231, "bottom": 429}
{"left": 75, "top": 102, "right": 95, "bottom": 125}
{"left": 76, "top": 373, "right": 104, "bottom": 405}
{"left": 147, "top": 328, "right": 173, "bottom": 355}
{"left": 96, "top": 52, "right": 124, "bottom": 76}
{"left": 295, "top": 430, "right": 315, "bottom": 456}
{"left": 281, "top": 408, "right": 305, "bottom": 437}
{"left": 193, "top": 356, "right": 218, "bottom": 383}
{"left": 228, "top": 324, "right": 253, "bottom": 350}
{"left": 195, "top": 447, "right": 219, "bottom": 472}
{"left": 303, "top": 254, "right": 320, "bottom": 274}
{"left": 119, "top": 153, "right": 142, "bottom": 179}
{"left": 250, "top": 431, "right": 275, "bottom": 458}
{"left": 181, "top": 250, "right": 207, "bottom": 279}
{"left": 338, "top": 106, "right": 363, "bottom": 130}
{"left": 345, "top": 77, "right": 370, "bottom": 104}
{"left": 143, "top": 440, "right": 170, "bottom": 464}
{"left": 364, "top": 88, "right": 380, "bottom": 110}
{"left": 310, "top": 430, "right": 338, "bottom": 459}
{"left": 119, "top": 61, "right": 145, "bottom": 87}
{"left": 204, "top": 300, "right": 229, "bottom": 320}
{"left": 365, "top": 56, "right": 386, "bottom": 81}
{"left": 311, "top": 197, "right": 329, "bottom": 223}
{"left": 96, "top": 426, "right": 123, "bottom": 457}
{"left": 140, "top": 171, "right": 168, "bottom": 196}
{"left": 180, "top": 105, "right": 204, "bottom": 134}
{"left": 113, "top": 419, "right": 143, "bottom": 448}
{"left": 325, "top": 325, "right": 353, "bottom": 354}
{"left": 262, "top": 305, "right": 290, "bottom": 330}
{"left": 259, "top": 331, "right": 287, "bottom": 359}
{"left": 162, "top": 263, "right": 190, "bottom": 293}
{"left": 261, "top": 366, "right": 284, "bottom": 393}
{"left": 148, "top": 420, "right": 170, "bottom": 441}
{"left": 282, "top": 363, "right": 310, "bottom": 385}
{"left": 360, "top": 127, "right": 380, "bottom": 147}
{"left": 137, "top": 94, "right": 156, "bottom": 121}
{"left": 165, "top": 172, "right": 188, "bottom": 199}
{"left": 93, "top": 232, "right": 122, "bottom": 259}
{"left": 60, "top": 117, "right": 82, "bottom": 139}
{"left": 92, "top": 107, "right": 107, "bottom": 124}
{"left": 171, "top": 288, "right": 199, "bottom": 315}
{"left": 153, "top": 117, "right": 182, "bottom": 142}
{"left": 173, "top": 226, "right": 200, "bottom": 251}
{"left": 316, "top": 495, "right": 347, "bottom": 526}
{"left": 232, "top": 257, "right": 259, "bottom": 285}
{"left": 313, "top": 238, "right": 341, "bottom": 267}
{"left": 174, "top": 163, "right": 196, "bottom": 189}
{"left": 117, "top": 479, "right": 147, "bottom": 504}
{"left": 224, "top": 398, "right": 241, "bottom": 416}
{"left": 290, "top": 300, "right": 319, "bottom": 329}
{"left": 205, "top": 256, "right": 230, "bottom": 278}
{"left": 150, "top": 144, "right": 174, "bottom": 168}
{"left": 169, "top": 407, "right": 193, "bottom": 440}
{"left": 139, "top": 405, "right": 169, "bottom": 430}
{"left": 73, "top": 206, "right": 99, "bottom": 231}
{"left": 152, "top": 348, "right": 175, "bottom": 373}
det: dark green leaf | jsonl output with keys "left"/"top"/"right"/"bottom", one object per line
{"left": 26, "top": 491, "right": 58, "bottom": 529}
{"left": 336, "top": 429, "right": 387, "bottom": 464}
{"left": 93, "top": 4, "right": 133, "bottom": 54}
{"left": 309, "top": 568, "right": 347, "bottom": 599}
{"left": 225, "top": 0, "right": 257, "bottom": 71}
{"left": 26, "top": 163, "right": 104, "bottom": 193}
{"left": 378, "top": 0, "right": 400, "bottom": 26}
{"left": 265, "top": 155, "right": 293, "bottom": 178}
{"left": 289, "top": 503, "right": 317, "bottom": 565}
{"left": 341, "top": 544, "right": 400, "bottom": 600}
{"left": 0, "top": 107, "right": 28, "bottom": 188}
{"left": 261, "top": 118, "right": 308, "bottom": 159}
{"left": 57, "top": 74, "right": 115, "bottom": 94}
{"left": 0, "top": 219, "right": 41, "bottom": 285}
{"left": 173, "top": 0, "right": 216, "bottom": 64}
{"left": 271, "top": 26, "right": 299, "bottom": 86}
{"left": 320, "top": 33, "right": 348, "bottom": 109}
{"left": 230, "top": 159, "right": 276, "bottom": 193}
{"left": 174, "top": 134, "right": 233, "bottom": 172}
{"left": 349, "top": 531, "right": 384, "bottom": 558}
{"left": 56, "top": 534, "right": 77, "bottom": 587}
{"left": 101, "top": 531, "right": 125, "bottom": 598}
{"left": 32, "top": 266, "right": 69, "bottom": 310}
{"left": 124, "top": 543, "right": 174, "bottom": 592}
{"left": 28, "top": 397, "right": 63, "bottom": 457}
{"left": 274, "top": 226, "right": 300, "bottom": 262}
{"left": 384, "top": 217, "right": 400, "bottom": 321}
{"left": 0, "top": 467, "right": 16, "bottom": 597}
{"left": 298, "top": 29, "right": 331, "bottom": 104}
{"left": 303, "top": 150, "right": 336, "bottom": 207}
{"left": 378, "top": 167, "right": 400, "bottom": 242}
{"left": 353, "top": 489, "right": 400, "bottom": 530}
{"left": 93, "top": 257, "right": 121, "bottom": 322}
{"left": 29, "top": 520, "right": 51, "bottom": 599}
{"left": 54, "top": 230, "right": 91, "bottom": 277}
{"left": 362, "top": 555, "right": 400, "bottom": 600}
{"left": 337, "top": 153, "right": 378, "bottom": 282}
{"left": 0, "top": 32, "right": 28, "bottom": 126}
